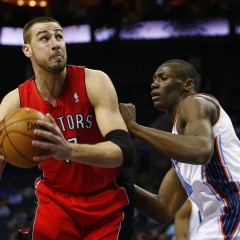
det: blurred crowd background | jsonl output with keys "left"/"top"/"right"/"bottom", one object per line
{"left": 1, "top": 0, "right": 240, "bottom": 27}
{"left": 0, "top": 0, "right": 240, "bottom": 239}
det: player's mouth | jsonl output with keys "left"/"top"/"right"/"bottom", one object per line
{"left": 50, "top": 53, "right": 63, "bottom": 61}
{"left": 151, "top": 92, "right": 160, "bottom": 101}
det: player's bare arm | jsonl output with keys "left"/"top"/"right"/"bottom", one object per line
{"left": 135, "top": 168, "right": 188, "bottom": 223}
{"left": 0, "top": 89, "right": 20, "bottom": 121}
{"left": 33, "top": 69, "right": 135, "bottom": 168}
{"left": 85, "top": 68, "right": 128, "bottom": 134}
{"left": 120, "top": 97, "right": 218, "bottom": 164}
{"left": 0, "top": 89, "right": 20, "bottom": 174}
{"left": 174, "top": 198, "right": 192, "bottom": 240}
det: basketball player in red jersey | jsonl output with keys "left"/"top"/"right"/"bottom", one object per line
{"left": 0, "top": 17, "right": 136, "bottom": 240}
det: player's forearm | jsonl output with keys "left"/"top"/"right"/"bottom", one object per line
{"left": 68, "top": 141, "right": 124, "bottom": 168}
{"left": 174, "top": 220, "right": 189, "bottom": 240}
{"left": 129, "top": 122, "right": 213, "bottom": 164}
{"left": 175, "top": 234, "right": 188, "bottom": 240}
{"left": 134, "top": 185, "right": 173, "bottom": 224}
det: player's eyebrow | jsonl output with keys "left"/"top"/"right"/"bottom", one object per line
{"left": 36, "top": 28, "right": 63, "bottom": 37}
{"left": 36, "top": 30, "right": 47, "bottom": 36}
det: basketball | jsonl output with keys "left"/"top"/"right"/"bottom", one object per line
{"left": 0, "top": 108, "right": 48, "bottom": 168}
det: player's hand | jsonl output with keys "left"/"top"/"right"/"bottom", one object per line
{"left": 0, "top": 154, "right": 5, "bottom": 162}
{"left": 119, "top": 103, "right": 136, "bottom": 129}
{"left": 32, "top": 113, "right": 71, "bottom": 162}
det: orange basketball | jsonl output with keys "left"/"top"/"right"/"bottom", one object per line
{"left": 0, "top": 108, "right": 48, "bottom": 168}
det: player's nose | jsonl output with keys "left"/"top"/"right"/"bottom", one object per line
{"left": 50, "top": 36, "right": 60, "bottom": 49}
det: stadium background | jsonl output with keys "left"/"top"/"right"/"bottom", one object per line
{"left": 0, "top": 1, "right": 240, "bottom": 239}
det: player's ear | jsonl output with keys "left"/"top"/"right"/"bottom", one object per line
{"left": 184, "top": 78, "right": 194, "bottom": 91}
{"left": 22, "top": 44, "right": 32, "bottom": 57}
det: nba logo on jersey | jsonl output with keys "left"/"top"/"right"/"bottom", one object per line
{"left": 74, "top": 92, "right": 79, "bottom": 102}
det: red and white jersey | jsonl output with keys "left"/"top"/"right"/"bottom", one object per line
{"left": 19, "top": 65, "right": 123, "bottom": 194}
{"left": 172, "top": 93, "right": 240, "bottom": 239}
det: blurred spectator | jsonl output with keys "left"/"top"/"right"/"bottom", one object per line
{"left": 0, "top": 195, "right": 11, "bottom": 218}
{"left": 7, "top": 208, "right": 29, "bottom": 230}
{"left": 8, "top": 189, "right": 23, "bottom": 205}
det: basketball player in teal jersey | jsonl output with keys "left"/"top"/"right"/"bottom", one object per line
{"left": 120, "top": 59, "right": 240, "bottom": 240}
{"left": 0, "top": 17, "right": 136, "bottom": 240}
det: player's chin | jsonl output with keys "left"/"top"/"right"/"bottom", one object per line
{"left": 153, "top": 102, "right": 164, "bottom": 111}
{"left": 49, "top": 62, "right": 66, "bottom": 73}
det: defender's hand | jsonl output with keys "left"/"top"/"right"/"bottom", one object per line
{"left": 119, "top": 103, "right": 136, "bottom": 129}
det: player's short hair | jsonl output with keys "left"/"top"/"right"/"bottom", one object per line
{"left": 23, "top": 17, "right": 61, "bottom": 44}
{"left": 164, "top": 59, "right": 199, "bottom": 90}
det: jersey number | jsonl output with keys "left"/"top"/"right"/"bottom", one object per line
{"left": 65, "top": 137, "right": 77, "bottom": 163}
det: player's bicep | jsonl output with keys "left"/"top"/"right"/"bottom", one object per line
{"left": 85, "top": 69, "right": 127, "bottom": 136}
{"left": 181, "top": 98, "right": 214, "bottom": 138}
{"left": 0, "top": 89, "right": 20, "bottom": 121}
{"left": 184, "top": 118, "right": 214, "bottom": 140}
{"left": 0, "top": 89, "right": 19, "bottom": 173}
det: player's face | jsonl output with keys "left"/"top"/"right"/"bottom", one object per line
{"left": 28, "top": 22, "right": 67, "bottom": 73}
{"left": 151, "top": 63, "right": 186, "bottom": 112}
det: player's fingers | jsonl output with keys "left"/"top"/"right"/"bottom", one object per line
{"left": 36, "top": 119, "right": 60, "bottom": 135}
{"left": 33, "top": 153, "right": 53, "bottom": 162}
{"left": 33, "top": 129, "right": 61, "bottom": 145}
{"left": 37, "top": 119, "right": 52, "bottom": 129}
{"left": 46, "top": 113, "right": 56, "bottom": 124}
{"left": 32, "top": 138, "right": 55, "bottom": 149}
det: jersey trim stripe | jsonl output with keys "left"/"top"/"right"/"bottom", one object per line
{"left": 204, "top": 136, "right": 240, "bottom": 240}
{"left": 219, "top": 203, "right": 240, "bottom": 240}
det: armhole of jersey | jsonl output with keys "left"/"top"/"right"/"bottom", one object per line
{"left": 172, "top": 108, "right": 179, "bottom": 134}
{"left": 193, "top": 93, "right": 219, "bottom": 106}
{"left": 18, "top": 86, "right": 22, "bottom": 108}
{"left": 18, "top": 76, "right": 35, "bottom": 108}
{"left": 189, "top": 93, "right": 221, "bottom": 127}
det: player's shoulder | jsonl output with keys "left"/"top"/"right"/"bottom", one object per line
{"left": 181, "top": 93, "right": 218, "bottom": 110}
{"left": 84, "top": 68, "right": 112, "bottom": 87}
{"left": 179, "top": 93, "right": 219, "bottom": 122}
{"left": 185, "top": 93, "right": 218, "bottom": 104}
{"left": 1, "top": 88, "right": 19, "bottom": 103}
{"left": 85, "top": 67, "right": 109, "bottom": 78}
{"left": 0, "top": 88, "right": 20, "bottom": 120}
{"left": 84, "top": 68, "right": 117, "bottom": 106}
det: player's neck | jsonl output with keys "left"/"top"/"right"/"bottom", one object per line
{"left": 35, "top": 70, "right": 67, "bottom": 106}
{"left": 168, "top": 91, "right": 197, "bottom": 121}
{"left": 177, "top": 91, "right": 197, "bottom": 104}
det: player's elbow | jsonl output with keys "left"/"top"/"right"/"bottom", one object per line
{"left": 195, "top": 145, "right": 213, "bottom": 165}
{"left": 161, "top": 216, "right": 174, "bottom": 224}
{"left": 120, "top": 142, "right": 136, "bottom": 168}
{"left": 150, "top": 211, "right": 174, "bottom": 224}
{"left": 143, "top": 203, "right": 175, "bottom": 224}
{"left": 105, "top": 130, "right": 136, "bottom": 168}
{"left": 198, "top": 154, "right": 211, "bottom": 165}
